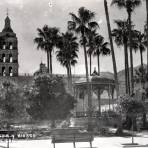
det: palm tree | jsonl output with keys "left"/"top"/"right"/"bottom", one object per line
{"left": 104, "top": 0, "right": 119, "bottom": 98}
{"left": 111, "top": 0, "right": 142, "bottom": 94}
{"left": 112, "top": 19, "right": 130, "bottom": 94}
{"left": 94, "top": 34, "right": 110, "bottom": 75}
{"left": 56, "top": 32, "right": 79, "bottom": 91}
{"left": 68, "top": 7, "right": 99, "bottom": 128}
{"left": 34, "top": 25, "right": 59, "bottom": 74}
{"left": 93, "top": 34, "right": 110, "bottom": 114}
{"left": 86, "top": 30, "right": 97, "bottom": 76}
{"left": 136, "top": 31, "right": 146, "bottom": 68}
{"left": 145, "top": 0, "right": 148, "bottom": 73}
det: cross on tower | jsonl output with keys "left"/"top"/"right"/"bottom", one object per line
{"left": 6, "top": 8, "right": 9, "bottom": 16}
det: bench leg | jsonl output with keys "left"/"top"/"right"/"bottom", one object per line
{"left": 90, "top": 141, "right": 92, "bottom": 148}
{"left": 73, "top": 141, "right": 76, "bottom": 148}
{"left": 53, "top": 142, "right": 55, "bottom": 148}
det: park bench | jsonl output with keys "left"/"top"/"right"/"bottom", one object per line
{"left": 51, "top": 127, "right": 93, "bottom": 148}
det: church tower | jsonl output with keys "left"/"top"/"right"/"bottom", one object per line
{"left": 0, "top": 14, "right": 18, "bottom": 76}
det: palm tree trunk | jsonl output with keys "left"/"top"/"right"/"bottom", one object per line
{"left": 47, "top": 51, "right": 49, "bottom": 73}
{"left": 124, "top": 43, "right": 128, "bottom": 94}
{"left": 82, "top": 34, "right": 92, "bottom": 131}
{"left": 127, "top": 51, "right": 130, "bottom": 95}
{"left": 49, "top": 50, "right": 52, "bottom": 74}
{"left": 90, "top": 54, "right": 92, "bottom": 76}
{"left": 69, "top": 63, "right": 73, "bottom": 93}
{"left": 146, "top": 0, "right": 148, "bottom": 73}
{"left": 66, "top": 66, "right": 70, "bottom": 90}
{"left": 97, "top": 89, "right": 101, "bottom": 114}
{"left": 124, "top": 42, "right": 130, "bottom": 94}
{"left": 97, "top": 54, "right": 100, "bottom": 75}
{"left": 104, "top": 0, "right": 119, "bottom": 98}
{"left": 140, "top": 49, "right": 144, "bottom": 68}
{"left": 128, "top": 12, "right": 134, "bottom": 94}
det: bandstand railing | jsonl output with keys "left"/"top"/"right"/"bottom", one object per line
{"left": 74, "top": 111, "right": 118, "bottom": 118}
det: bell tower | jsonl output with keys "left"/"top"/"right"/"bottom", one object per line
{"left": 0, "top": 13, "right": 18, "bottom": 77}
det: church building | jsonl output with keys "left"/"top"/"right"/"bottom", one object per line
{"left": 0, "top": 14, "right": 18, "bottom": 77}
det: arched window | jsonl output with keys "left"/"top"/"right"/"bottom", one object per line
{"left": 10, "top": 43, "right": 13, "bottom": 50}
{"left": 2, "top": 67, "right": 6, "bottom": 76}
{"left": 9, "top": 54, "right": 13, "bottom": 63}
{"left": 2, "top": 54, "right": 6, "bottom": 62}
{"left": 3, "top": 45, "right": 6, "bottom": 50}
{"left": 9, "top": 67, "right": 13, "bottom": 76}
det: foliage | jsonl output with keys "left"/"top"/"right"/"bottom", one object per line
{"left": 24, "top": 74, "right": 76, "bottom": 122}
{"left": 0, "top": 81, "right": 27, "bottom": 122}
{"left": 34, "top": 25, "right": 60, "bottom": 73}
{"left": 117, "top": 94, "right": 145, "bottom": 116}
{"left": 56, "top": 31, "right": 79, "bottom": 75}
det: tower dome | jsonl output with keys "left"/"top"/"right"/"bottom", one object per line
{"left": 2, "top": 15, "right": 13, "bottom": 33}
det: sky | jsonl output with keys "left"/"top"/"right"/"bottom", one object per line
{"left": 0, "top": 0, "right": 147, "bottom": 75}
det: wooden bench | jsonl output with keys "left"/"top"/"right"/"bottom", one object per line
{"left": 51, "top": 128, "right": 93, "bottom": 148}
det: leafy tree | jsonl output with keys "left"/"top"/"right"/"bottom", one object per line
{"left": 34, "top": 25, "right": 60, "bottom": 74}
{"left": 0, "top": 81, "right": 27, "bottom": 124}
{"left": 25, "top": 74, "right": 76, "bottom": 127}
{"left": 117, "top": 94, "right": 145, "bottom": 130}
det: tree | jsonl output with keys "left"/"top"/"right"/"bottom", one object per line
{"left": 56, "top": 31, "right": 79, "bottom": 92}
{"left": 86, "top": 30, "right": 97, "bottom": 76}
{"left": 117, "top": 94, "right": 145, "bottom": 131}
{"left": 145, "top": 0, "right": 148, "bottom": 73}
{"left": 94, "top": 34, "right": 110, "bottom": 75}
{"left": 135, "top": 31, "right": 146, "bottom": 68}
{"left": 68, "top": 7, "right": 99, "bottom": 129}
{"left": 112, "top": 20, "right": 130, "bottom": 94}
{"left": 25, "top": 74, "right": 76, "bottom": 128}
{"left": 111, "top": 0, "right": 142, "bottom": 94}
{"left": 34, "top": 25, "right": 60, "bottom": 74}
{"left": 104, "top": 0, "right": 119, "bottom": 98}
{"left": 0, "top": 81, "right": 27, "bottom": 123}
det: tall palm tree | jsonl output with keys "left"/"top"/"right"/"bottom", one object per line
{"left": 94, "top": 35, "right": 110, "bottom": 75}
{"left": 136, "top": 31, "right": 146, "bottom": 68}
{"left": 93, "top": 34, "right": 110, "bottom": 114}
{"left": 145, "top": 0, "right": 148, "bottom": 73}
{"left": 104, "top": 0, "right": 119, "bottom": 98}
{"left": 34, "top": 25, "right": 59, "bottom": 74}
{"left": 68, "top": 7, "right": 99, "bottom": 128}
{"left": 86, "top": 30, "right": 97, "bottom": 76}
{"left": 111, "top": 0, "right": 142, "bottom": 94}
{"left": 112, "top": 19, "right": 130, "bottom": 94}
{"left": 56, "top": 32, "right": 79, "bottom": 91}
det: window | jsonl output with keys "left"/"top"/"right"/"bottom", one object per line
{"left": 9, "top": 54, "right": 13, "bottom": 63}
{"left": 2, "top": 54, "right": 6, "bottom": 62}
{"left": 9, "top": 67, "right": 13, "bottom": 76}
{"left": 2, "top": 67, "right": 6, "bottom": 76}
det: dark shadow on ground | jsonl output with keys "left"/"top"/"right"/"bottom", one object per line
{"left": 0, "top": 145, "right": 7, "bottom": 148}
{"left": 122, "top": 143, "right": 148, "bottom": 147}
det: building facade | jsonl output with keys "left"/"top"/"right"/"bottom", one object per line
{"left": 0, "top": 15, "right": 18, "bottom": 76}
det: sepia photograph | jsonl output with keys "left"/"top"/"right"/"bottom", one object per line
{"left": 0, "top": 0, "right": 148, "bottom": 148}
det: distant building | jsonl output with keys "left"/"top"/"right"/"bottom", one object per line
{"left": 0, "top": 14, "right": 18, "bottom": 76}
{"left": 34, "top": 62, "right": 48, "bottom": 76}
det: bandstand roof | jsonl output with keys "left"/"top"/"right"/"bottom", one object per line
{"left": 74, "top": 72, "right": 115, "bottom": 86}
